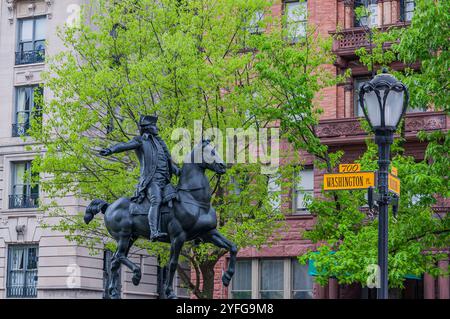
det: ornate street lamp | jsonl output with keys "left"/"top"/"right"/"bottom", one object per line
{"left": 359, "top": 69, "right": 409, "bottom": 299}
{"left": 359, "top": 69, "right": 409, "bottom": 132}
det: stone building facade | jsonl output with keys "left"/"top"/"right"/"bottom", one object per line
{"left": 212, "top": 0, "right": 449, "bottom": 299}
{"left": 0, "top": 0, "right": 165, "bottom": 299}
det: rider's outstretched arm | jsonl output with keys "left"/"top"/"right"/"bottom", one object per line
{"left": 108, "top": 136, "right": 142, "bottom": 154}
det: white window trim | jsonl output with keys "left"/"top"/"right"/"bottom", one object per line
{"left": 2, "top": 153, "right": 39, "bottom": 212}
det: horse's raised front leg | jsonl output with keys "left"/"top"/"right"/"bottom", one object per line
{"left": 202, "top": 229, "right": 238, "bottom": 287}
{"left": 164, "top": 233, "right": 186, "bottom": 299}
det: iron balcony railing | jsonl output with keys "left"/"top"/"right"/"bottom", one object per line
{"left": 15, "top": 49, "right": 45, "bottom": 65}
{"left": 9, "top": 193, "right": 39, "bottom": 209}
{"left": 6, "top": 269, "right": 38, "bottom": 298}
{"left": 12, "top": 122, "right": 30, "bottom": 137}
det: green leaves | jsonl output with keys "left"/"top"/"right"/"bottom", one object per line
{"left": 297, "top": 1, "right": 450, "bottom": 288}
{"left": 357, "top": 0, "right": 450, "bottom": 113}
{"left": 302, "top": 135, "right": 449, "bottom": 287}
{"left": 32, "top": 0, "right": 449, "bottom": 294}
{"left": 33, "top": 0, "right": 299, "bottom": 297}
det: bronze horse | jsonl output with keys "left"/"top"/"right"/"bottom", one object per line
{"left": 84, "top": 140, "right": 237, "bottom": 299}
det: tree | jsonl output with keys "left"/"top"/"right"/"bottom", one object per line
{"left": 30, "top": 0, "right": 307, "bottom": 299}
{"left": 356, "top": 0, "right": 449, "bottom": 112}
{"left": 291, "top": 1, "right": 449, "bottom": 289}
{"left": 298, "top": 138, "right": 449, "bottom": 288}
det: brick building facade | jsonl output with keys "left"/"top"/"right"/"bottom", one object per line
{"left": 212, "top": 0, "right": 449, "bottom": 299}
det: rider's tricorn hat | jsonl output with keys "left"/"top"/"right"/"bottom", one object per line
{"left": 139, "top": 115, "right": 158, "bottom": 127}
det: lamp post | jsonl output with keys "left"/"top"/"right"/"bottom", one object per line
{"left": 359, "top": 69, "right": 409, "bottom": 299}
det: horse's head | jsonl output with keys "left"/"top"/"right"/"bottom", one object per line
{"left": 188, "top": 139, "right": 226, "bottom": 175}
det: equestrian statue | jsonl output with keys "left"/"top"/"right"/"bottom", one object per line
{"left": 84, "top": 115, "right": 237, "bottom": 299}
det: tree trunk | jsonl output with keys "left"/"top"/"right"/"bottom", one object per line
{"left": 199, "top": 262, "right": 216, "bottom": 299}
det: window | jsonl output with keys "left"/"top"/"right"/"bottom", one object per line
{"left": 7, "top": 245, "right": 39, "bottom": 298}
{"left": 16, "top": 16, "right": 46, "bottom": 65}
{"left": 292, "top": 260, "right": 313, "bottom": 298}
{"left": 294, "top": 168, "right": 314, "bottom": 213}
{"left": 13, "top": 86, "right": 43, "bottom": 137}
{"left": 10, "top": 161, "right": 39, "bottom": 209}
{"left": 401, "top": 0, "right": 415, "bottom": 22}
{"left": 231, "top": 258, "right": 314, "bottom": 299}
{"left": 231, "top": 260, "right": 252, "bottom": 299}
{"left": 259, "top": 260, "right": 284, "bottom": 299}
{"left": 268, "top": 175, "right": 281, "bottom": 211}
{"left": 354, "top": 77, "right": 371, "bottom": 117}
{"left": 285, "top": 1, "right": 307, "bottom": 42}
{"left": 354, "top": 0, "right": 378, "bottom": 27}
{"left": 247, "top": 10, "right": 265, "bottom": 35}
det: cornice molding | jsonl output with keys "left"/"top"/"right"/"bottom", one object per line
{"left": 316, "top": 112, "right": 447, "bottom": 141}
{"left": 5, "top": 0, "right": 54, "bottom": 24}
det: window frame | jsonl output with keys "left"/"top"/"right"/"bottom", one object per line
{"left": 10, "top": 161, "right": 39, "bottom": 209}
{"left": 6, "top": 244, "right": 39, "bottom": 298}
{"left": 230, "top": 258, "right": 314, "bottom": 299}
{"left": 400, "top": 0, "right": 415, "bottom": 22}
{"left": 17, "top": 16, "right": 46, "bottom": 53}
{"left": 291, "top": 260, "right": 314, "bottom": 299}
{"left": 284, "top": 0, "right": 308, "bottom": 43}
{"left": 16, "top": 16, "right": 46, "bottom": 65}
{"left": 293, "top": 167, "right": 314, "bottom": 214}
{"left": 246, "top": 10, "right": 265, "bottom": 35}
{"left": 13, "top": 85, "right": 43, "bottom": 137}
{"left": 267, "top": 174, "right": 282, "bottom": 212}
{"left": 354, "top": 0, "right": 378, "bottom": 28}
{"left": 259, "top": 259, "right": 285, "bottom": 299}
{"left": 230, "top": 259, "right": 253, "bottom": 299}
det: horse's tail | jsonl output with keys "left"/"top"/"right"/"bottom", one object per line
{"left": 84, "top": 199, "right": 109, "bottom": 224}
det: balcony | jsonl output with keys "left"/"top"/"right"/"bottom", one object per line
{"left": 330, "top": 23, "right": 409, "bottom": 60}
{"left": 9, "top": 193, "right": 39, "bottom": 209}
{"left": 316, "top": 112, "right": 448, "bottom": 145}
{"left": 6, "top": 269, "right": 38, "bottom": 298}
{"left": 15, "top": 49, "right": 45, "bottom": 65}
{"left": 12, "top": 122, "right": 30, "bottom": 137}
